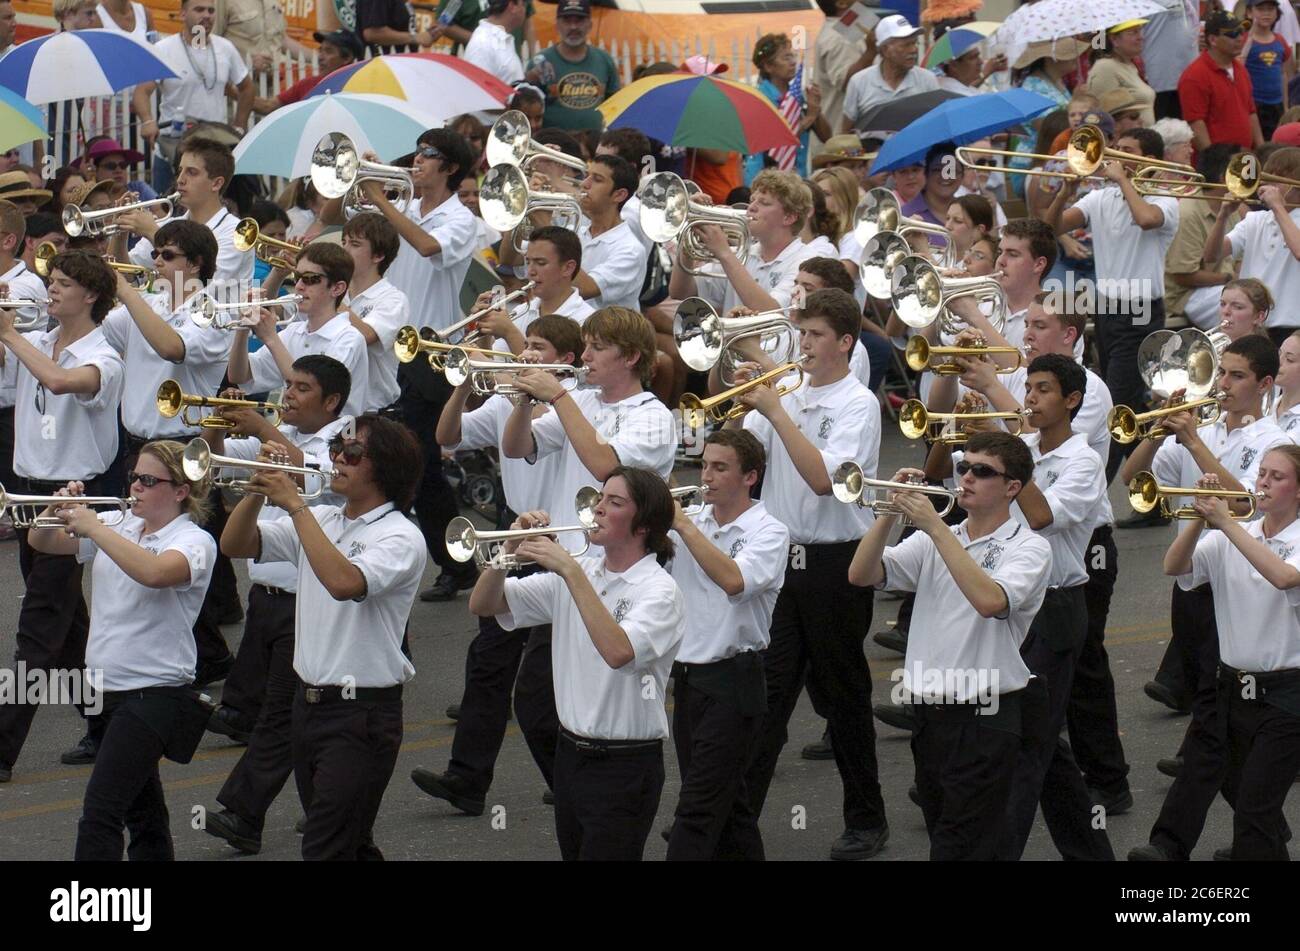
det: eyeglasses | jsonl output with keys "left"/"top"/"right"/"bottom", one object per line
{"left": 328, "top": 437, "right": 367, "bottom": 464}
{"left": 295, "top": 272, "right": 327, "bottom": 286}
{"left": 151, "top": 248, "right": 185, "bottom": 262}
{"left": 97, "top": 160, "right": 127, "bottom": 171}
{"left": 955, "top": 460, "right": 1010, "bottom": 480}
{"left": 127, "top": 471, "right": 176, "bottom": 488}
{"left": 416, "top": 145, "right": 444, "bottom": 160}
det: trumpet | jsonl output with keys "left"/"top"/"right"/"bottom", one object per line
{"left": 859, "top": 230, "right": 911, "bottom": 301}
{"left": 438, "top": 281, "right": 536, "bottom": 345}
{"left": 481, "top": 164, "right": 583, "bottom": 249}
{"left": 190, "top": 294, "right": 303, "bottom": 330}
{"left": 0, "top": 482, "right": 135, "bottom": 530}
{"left": 0, "top": 297, "right": 49, "bottom": 330}
{"left": 638, "top": 171, "right": 750, "bottom": 276}
{"left": 486, "top": 109, "right": 589, "bottom": 185}
{"left": 853, "top": 187, "right": 954, "bottom": 266}
{"left": 899, "top": 398, "right": 1028, "bottom": 444}
{"left": 446, "top": 486, "right": 601, "bottom": 570}
{"left": 678, "top": 359, "right": 805, "bottom": 427}
{"left": 181, "top": 438, "right": 333, "bottom": 500}
{"left": 905, "top": 336, "right": 1022, "bottom": 375}
{"left": 832, "top": 461, "right": 957, "bottom": 519}
{"left": 310, "top": 132, "right": 414, "bottom": 219}
{"left": 1107, "top": 396, "right": 1222, "bottom": 444}
{"left": 673, "top": 297, "right": 796, "bottom": 378}
{"left": 443, "top": 347, "right": 586, "bottom": 396}
{"left": 670, "top": 485, "right": 707, "bottom": 515}
{"left": 62, "top": 192, "right": 178, "bottom": 237}
{"left": 108, "top": 260, "right": 160, "bottom": 286}
{"left": 393, "top": 326, "right": 505, "bottom": 370}
{"left": 157, "top": 379, "right": 283, "bottom": 429}
{"left": 891, "top": 255, "right": 1007, "bottom": 334}
{"left": 1128, "top": 470, "right": 1257, "bottom": 520}
{"left": 233, "top": 218, "right": 302, "bottom": 270}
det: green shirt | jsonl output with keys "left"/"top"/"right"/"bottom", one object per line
{"left": 539, "top": 44, "right": 621, "bottom": 132}
{"left": 436, "top": 0, "right": 534, "bottom": 54}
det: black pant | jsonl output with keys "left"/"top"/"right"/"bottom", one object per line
{"left": 743, "top": 541, "right": 885, "bottom": 831}
{"left": 217, "top": 586, "right": 297, "bottom": 830}
{"left": 292, "top": 688, "right": 403, "bottom": 861}
{"left": 1257, "top": 101, "right": 1284, "bottom": 142}
{"left": 667, "top": 663, "right": 766, "bottom": 862}
{"left": 0, "top": 406, "right": 15, "bottom": 495}
{"left": 1221, "top": 668, "right": 1300, "bottom": 860}
{"left": 554, "top": 730, "right": 664, "bottom": 861}
{"left": 219, "top": 584, "right": 296, "bottom": 721}
{"left": 1068, "top": 525, "right": 1129, "bottom": 793}
{"left": 1154, "top": 90, "right": 1182, "bottom": 121}
{"left": 1001, "top": 586, "right": 1114, "bottom": 861}
{"left": 399, "top": 358, "right": 468, "bottom": 579}
{"left": 1097, "top": 298, "right": 1165, "bottom": 484}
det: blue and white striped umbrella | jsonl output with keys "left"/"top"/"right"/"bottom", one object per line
{"left": 0, "top": 29, "right": 176, "bottom": 105}
{"left": 233, "top": 93, "right": 442, "bottom": 179}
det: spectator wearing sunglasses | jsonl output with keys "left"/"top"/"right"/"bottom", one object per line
{"left": 80, "top": 137, "right": 156, "bottom": 206}
{"left": 0, "top": 250, "right": 125, "bottom": 784}
{"left": 220, "top": 413, "right": 426, "bottom": 860}
{"left": 1178, "top": 10, "right": 1265, "bottom": 152}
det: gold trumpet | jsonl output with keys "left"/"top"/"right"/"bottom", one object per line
{"left": 156, "top": 379, "right": 282, "bottom": 430}
{"left": 393, "top": 325, "right": 505, "bottom": 370}
{"left": 899, "top": 398, "right": 1028, "bottom": 445}
{"left": 0, "top": 483, "right": 135, "bottom": 530}
{"left": 1107, "top": 397, "right": 1221, "bottom": 444}
{"left": 832, "top": 461, "right": 958, "bottom": 519}
{"left": 1128, "top": 470, "right": 1256, "bottom": 520}
{"left": 904, "top": 336, "right": 1022, "bottom": 375}
{"left": 678, "top": 359, "right": 805, "bottom": 427}
{"left": 446, "top": 485, "right": 601, "bottom": 570}
{"left": 33, "top": 241, "right": 57, "bottom": 278}
{"left": 233, "top": 218, "right": 302, "bottom": 270}
{"left": 181, "top": 438, "right": 333, "bottom": 500}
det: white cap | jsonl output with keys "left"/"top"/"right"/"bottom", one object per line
{"left": 875, "top": 14, "right": 920, "bottom": 45}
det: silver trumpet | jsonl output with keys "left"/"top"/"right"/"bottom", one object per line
{"left": 443, "top": 346, "right": 586, "bottom": 396}
{"left": 638, "top": 171, "right": 750, "bottom": 276}
{"left": 190, "top": 294, "right": 304, "bottom": 330}
{"left": 832, "top": 462, "right": 957, "bottom": 523}
{"left": 673, "top": 297, "right": 797, "bottom": 382}
{"left": 487, "top": 109, "right": 589, "bottom": 186}
{"left": 445, "top": 485, "right": 601, "bottom": 570}
{"left": 480, "top": 164, "right": 583, "bottom": 249}
{"left": 310, "top": 132, "right": 414, "bottom": 219}
{"left": 181, "top": 438, "right": 332, "bottom": 500}
{"left": 0, "top": 297, "right": 49, "bottom": 330}
{"left": 0, "top": 482, "right": 135, "bottom": 530}
{"left": 671, "top": 485, "right": 707, "bottom": 516}
{"left": 890, "top": 255, "right": 1007, "bottom": 335}
{"left": 62, "top": 192, "right": 178, "bottom": 238}
{"left": 438, "top": 281, "right": 536, "bottom": 344}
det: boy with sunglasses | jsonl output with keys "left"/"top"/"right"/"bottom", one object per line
{"left": 850, "top": 431, "right": 1051, "bottom": 860}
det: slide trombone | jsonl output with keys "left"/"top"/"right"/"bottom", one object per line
{"left": 638, "top": 171, "right": 751, "bottom": 276}
{"left": 956, "top": 124, "right": 1199, "bottom": 185}
{"left": 0, "top": 482, "right": 134, "bottom": 530}
{"left": 181, "top": 438, "right": 333, "bottom": 500}
{"left": 445, "top": 485, "right": 601, "bottom": 570}
{"left": 905, "top": 336, "right": 1021, "bottom": 375}
{"left": 832, "top": 461, "right": 957, "bottom": 519}
{"left": 393, "top": 326, "right": 504, "bottom": 371}
{"left": 233, "top": 218, "right": 302, "bottom": 270}
{"left": 486, "top": 109, "right": 588, "bottom": 186}
{"left": 853, "top": 187, "right": 954, "bottom": 266}
{"left": 1107, "top": 396, "right": 1221, "bottom": 444}
{"left": 899, "top": 398, "right": 1028, "bottom": 445}
{"left": 672, "top": 297, "right": 796, "bottom": 376}
{"left": 157, "top": 379, "right": 282, "bottom": 429}
{"left": 670, "top": 485, "right": 707, "bottom": 516}
{"left": 62, "top": 192, "right": 178, "bottom": 238}
{"left": 443, "top": 346, "right": 585, "bottom": 396}
{"left": 891, "top": 255, "right": 1007, "bottom": 334}
{"left": 480, "top": 163, "right": 583, "bottom": 249}
{"left": 189, "top": 295, "right": 303, "bottom": 330}
{"left": 437, "top": 281, "right": 536, "bottom": 345}
{"left": 310, "top": 132, "right": 414, "bottom": 219}
{"left": 1128, "top": 470, "right": 1256, "bottom": 520}
{"left": 678, "top": 359, "right": 805, "bottom": 428}
{"left": 1137, "top": 151, "right": 1300, "bottom": 206}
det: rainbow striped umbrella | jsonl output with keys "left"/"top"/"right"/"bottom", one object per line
{"left": 308, "top": 53, "right": 512, "bottom": 120}
{"left": 598, "top": 74, "right": 798, "bottom": 153}
{"left": 924, "top": 21, "right": 1001, "bottom": 69}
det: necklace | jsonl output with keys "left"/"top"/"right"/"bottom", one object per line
{"left": 181, "top": 36, "right": 218, "bottom": 92}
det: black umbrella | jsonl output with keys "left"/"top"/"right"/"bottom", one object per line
{"left": 856, "top": 90, "right": 964, "bottom": 135}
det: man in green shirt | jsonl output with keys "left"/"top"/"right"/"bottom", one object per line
{"left": 524, "top": 0, "right": 620, "bottom": 132}
{"left": 436, "top": 0, "right": 535, "bottom": 55}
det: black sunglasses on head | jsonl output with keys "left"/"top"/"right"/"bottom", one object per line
{"left": 955, "top": 460, "right": 1010, "bottom": 480}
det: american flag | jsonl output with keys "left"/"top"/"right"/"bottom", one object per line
{"left": 768, "top": 61, "right": 804, "bottom": 172}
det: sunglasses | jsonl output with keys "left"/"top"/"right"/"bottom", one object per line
{"left": 328, "top": 437, "right": 366, "bottom": 464}
{"left": 416, "top": 144, "right": 444, "bottom": 160}
{"left": 151, "top": 248, "right": 185, "bottom": 262}
{"left": 295, "top": 272, "right": 327, "bottom": 286}
{"left": 955, "top": 460, "right": 1010, "bottom": 480}
{"left": 127, "top": 471, "right": 175, "bottom": 488}
{"left": 97, "top": 160, "right": 128, "bottom": 171}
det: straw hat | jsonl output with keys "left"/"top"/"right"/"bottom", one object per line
{"left": 812, "top": 135, "right": 878, "bottom": 169}
{"left": 1013, "top": 37, "right": 1090, "bottom": 70}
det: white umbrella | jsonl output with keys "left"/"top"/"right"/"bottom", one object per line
{"left": 992, "top": 0, "right": 1169, "bottom": 72}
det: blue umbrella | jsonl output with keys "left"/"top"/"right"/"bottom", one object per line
{"left": 0, "top": 29, "right": 176, "bottom": 105}
{"left": 870, "top": 89, "right": 1059, "bottom": 174}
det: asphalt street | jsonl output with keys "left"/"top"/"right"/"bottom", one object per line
{"left": 0, "top": 424, "right": 1287, "bottom": 862}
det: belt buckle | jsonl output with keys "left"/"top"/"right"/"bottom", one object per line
{"left": 305, "top": 687, "right": 323, "bottom": 704}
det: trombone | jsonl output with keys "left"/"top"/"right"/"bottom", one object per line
{"left": 905, "top": 336, "right": 1021, "bottom": 375}
{"left": 638, "top": 171, "right": 751, "bottom": 276}
{"left": 853, "top": 187, "right": 954, "bottom": 266}
{"left": 62, "top": 192, "right": 178, "bottom": 238}
{"left": 0, "top": 482, "right": 135, "bottom": 530}
{"left": 1128, "top": 470, "right": 1257, "bottom": 520}
{"left": 890, "top": 254, "right": 1007, "bottom": 334}
{"left": 673, "top": 297, "right": 796, "bottom": 378}
{"left": 956, "top": 124, "right": 1200, "bottom": 185}
{"left": 157, "top": 379, "right": 283, "bottom": 429}
{"left": 670, "top": 485, "right": 707, "bottom": 516}
{"left": 678, "top": 359, "right": 805, "bottom": 427}
{"left": 181, "top": 438, "right": 333, "bottom": 500}
{"left": 1107, "top": 396, "right": 1222, "bottom": 444}
{"left": 310, "top": 132, "right": 414, "bottom": 219}
{"left": 480, "top": 163, "right": 583, "bottom": 249}
{"left": 832, "top": 461, "right": 957, "bottom": 519}
{"left": 189, "top": 294, "right": 303, "bottom": 330}
{"left": 899, "top": 398, "right": 1028, "bottom": 445}
{"left": 1137, "top": 150, "right": 1300, "bottom": 206}
{"left": 443, "top": 346, "right": 586, "bottom": 396}
{"left": 393, "top": 326, "right": 505, "bottom": 371}
{"left": 486, "top": 109, "right": 589, "bottom": 186}
{"left": 437, "top": 281, "right": 536, "bottom": 346}
{"left": 445, "top": 485, "right": 601, "bottom": 570}
{"left": 233, "top": 218, "right": 302, "bottom": 270}
{"left": 860, "top": 230, "right": 911, "bottom": 301}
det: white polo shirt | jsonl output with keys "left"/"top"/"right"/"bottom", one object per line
{"left": 384, "top": 193, "right": 479, "bottom": 333}
{"left": 79, "top": 512, "right": 215, "bottom": 691}
{"left": 880, "top": 517, "right": 1051, "bottom": 701}
{"left": 500, "top": 552, "right": 685, "bottom": 739}
{"left": 258, "top": 502, "right": 427, "bottom": 687}
{"left": 129, "top": 207, "right": 255, "bottom": 294}
{"left": 153, "top": 33, "right": 249, "bottom": 127}
{"left": 621, "top": 195, "right": 652, "bottom": 250}
{"left": 1073, "top": 186, "right": 1179, "bottom": 303}
{"left": 842, "top": 64, "right": 940, "bottom": 132}
{"left": 1179, "top": 517, "right": 1300, "bottom": 671}
{"left": 697, "top": 237, "right": 818, "bottom": 317}
{"left": 242, "top": 313, "right": 370, "bottom": 417}
{"left": 344, "top": 278, "right": 409, "bottom": 411}
{"left": 1277, "top": 401, "right": 1300, "bottom": 436}
{"left": 101, "top": 290, "right": 229, "bottom": 438}
{"left": 743, "top": 372, "right": 881, "bottom": 544}
{"left": 1227, "top": 208, "right": 1300, "bottom": 328}
{"left": 580, "top": 219, "right": 647, "bottom": 312}
{"left": 668, "top": 501, "right": 789, "bottom": 664}
{"left": 462, "top": 19, "right": 524, "bottom": 85}
{"left": 219, "top": 414, "right": 353, "bottom": 592}
{"left": 13, "top": 326, "right": 125, "bottom": 481}
{"left": 1011, "top": 432, "right": 1105, "bottom": 588}
{"left": 450, "top": 389, "right": 570, "bottom": 515}
{"left": 0, "top": 259, "right": 48, "bottom": 335}
{"left": 491, "top": 287, "right": 595, "bottom": 355}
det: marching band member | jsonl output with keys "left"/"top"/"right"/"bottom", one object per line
{"left": 201, "top": 356, "right": 354, "bottom": 855}
{"left": 1275, "top": 330, "right": 1300, "bottom": 435}
{"left": 665, "top": 430, "right": 788, "bottom": 861}
{"left": 727, "top": 288, "right": 889, "bottom": 861}
{"left": 468, "top": 467, "right": 685, "bottom": 861}
{"left": 411, "top": 315, "right": 584, "bottom": 815}
{"left": 0, "top": 250, "right": 124, "bottom": 783}
{"left": 227, "top": 243, "right": 369, "bottom": 417}
{"left": 572, "top": 154, "right": 647, "bottom": 312}
{"left": 220, "top": 414, "right": 426, "bottom": 861}
{"left": 849, "top": 432, "right": 1051, "bottom": 861}
{"left": 794, "top": 256, "right": 880, "bottom": 391}
{"left": 339, "top": 213, "right": 410, "bottom": 415}
{"left": 27, "top": 441, "right": 215, "bottom": 860}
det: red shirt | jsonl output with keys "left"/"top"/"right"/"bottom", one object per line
{"left": 278, "top": 74, "right": 321, "bottom": 107}
{"left": 1178, "top": 51, "right": 1256, "bottom": 149}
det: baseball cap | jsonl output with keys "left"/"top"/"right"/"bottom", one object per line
{"left": 1108, "top": 18, "right": 1148, "bottom": 33}
{"left": 312, "top": 30, "right": 364, "bottom": 60}
{"left": 1247, "top": 0, "right": 1280, "bottom": 7}
{"left": 682, "top": 54, "right": 728, "bottom": 76}
{"left": 555, "top": 0, "right": 591, "bottom": 17}
{"left": 1079, "top": 109, "right": 1116, "bottom": 138}
{"left": 1206, "top": 9, "right": 1245, "bottom": 35}
{"left": 875, "top": 14, "right": 921, "bottom": 45}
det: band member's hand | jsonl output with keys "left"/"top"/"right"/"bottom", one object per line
{"left": 1216, "top": 196, "right": 1245, "bottom": 219}
{"left": 116, "top": 208, "right": 157, "bottom": 235}
{"left": 1259, "top": 184, "right": 1286, "bottom": 212}
{"left": 221, "top": 405, "right": 267, "bottom": 437}
{"left": 1191, "top": 492, "right": 1231, "bottom": 527}
{"left": 696, "top": 223, "right": 730, "bottom": 256}
{"left": 894, "top": 488, "right": 944, "bottom": 533}
{"left": 671, "top": 498, "right": 690, "bottom": 532}
{"left": 257, "top": 441, "right": 293, "bottom": 467}
{"left": 512, "top": 367, "right": 564, "bottom": 404}
{"left": 956, "top": 353, "right": 998, "bottom": 393}
{"left": 248, "top": 306, "right": 279, "bottom": 341}
{"left": 735, "top": 369, "right": 781, "bottom": 416}
{"left": 478, "top": 308, "right": 514, "bottom": 341}
{"left": 1058, "top": 233, "right": 1091, "bottom": 260}
{"left": 506, "top": 510, "right": 550, "bottom": 557}
{"left": 514, "top": 534, "right": 576, "bottom": 574}
{"left": 248, "top": 468, "right": 300, "bottom": 510}
{"left": 1099, "top": 159, "right": 1127, "bottom": 184}
{"left": 57, "top": 503, "right": 101, "bottom": 538}
{"left": 0, "top": 303, "right": 15, "bottom": 338}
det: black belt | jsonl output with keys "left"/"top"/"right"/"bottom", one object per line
{"left": 300, "top": 683, "right": 403, "bottom": 704}
{"left": 22, "top": 475, "right": 103, "bottom": 494}
{"left": 1219, "top": 664, "right": 1300, "bottom": 690}
{"left": 253, "top": 583, "right": 293, "bottom": 597}
{"left": 560, "top": 727, "right": 662, "bottom": 757}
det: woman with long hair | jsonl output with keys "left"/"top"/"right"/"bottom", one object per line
{"left": 811, "top": 165, "right": 864, "bottom": 285}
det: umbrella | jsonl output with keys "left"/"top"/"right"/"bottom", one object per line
{"left": 308, "top": 52, "right": 513, "bottom": 119}
{"left": 924, "top": 21, "right": 1001, "bottom": 69}
{"left": 855, "top": 90, "right": 963, "bottom": 136}
{"left": 598, "top": 73, "right": 797, "bottom": 153}
{"left": 992, "top": 0, "right": 1168, "bottom": 71}
{"left": 870, "top": 88, "right": 1060, "bottom": 174}
{"left": 0, "top": 87, "right": 46, "bottom": 152}
{"left": 233, "top": 93, "right": 442, "bottom": 179}
{"left": 0, "top": 29, "right": 175, "bottom": 104}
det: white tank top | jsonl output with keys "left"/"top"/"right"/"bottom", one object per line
{"left": 95, "top": 2, "right": 150, "bottom": 42}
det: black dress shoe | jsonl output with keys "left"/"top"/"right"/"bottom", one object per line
{"left": 295, "top": 815, "right": 306, "bottom": 835}
{"left": 873, "top": 702, "right": 917, "bottom": 731}
{"left": 446, "top": 703, "right": 460, "bottom": 721}
{"left": 660, "top": 824, "right": 671, "bottom": 843}
{"left": 542, "top": 788, "right": 554, "bottom": 806}
{"left": 801, "top": 731, "right": 834, "bottom": 760}
{"left": 0, "top": 762, "right": 11, "bottom": 782}
{"left": 410, "top": 767, "right": 485, "bottom": 816}
{"left": 1143, "top": 680, "right": 1191, "bottom": 714}
{"left": 60, "top": 733, "right": 98, "bottom": 765}
{"left": 1213, "top": 846, "right": 1232, "bottom": 861}
{"left": 1128, "top": 842, "right": 1174, "bottom": 861}
{"left": 908, "top": 784, "right": 921, "bottom": 807}
{"left": 1116, "top": 509, "right": 1171, "bottom": 530}
{"left": 420, "top": 570, "right": 479, "bottom": 602}
{"left": 194, "top": 653, "right": 235, "bottom": 688}
{"left": 872, "top": 628, "right": 908, "bottom": 654}
{"left": 829, "top": 825, "right": 889, "bottom": 861}
{"left": 1089, "top": 784, "right": 1133, "bottom": 815}
{"left": 205, "top": 809, "right": 262, "bottom": 854}
{"left": 207, "top": 705, "right": 254, "bottom": 744}
{"left": 1157, "top": 756, "right": 1183, "bottom": 778}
